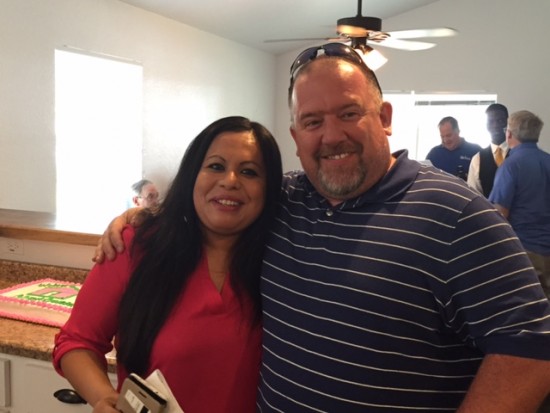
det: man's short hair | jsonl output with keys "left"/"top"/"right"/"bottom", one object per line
{"left": 131, "top": 179, "right": 153, "bottom": 196}
{"left": 486, "top": 103, "right": 509, "bottom": 118}
{"left": 438, "top": 116, "right": 459, "bottom": 131}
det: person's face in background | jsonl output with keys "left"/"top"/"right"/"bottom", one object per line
{"left": 193, "top": 131, "right": 266, "bottom": 243}
{"left": 289, "top": 59, "right": 393, "bottom": 206}
{"left": 439, "top": 122, "right": 461, "bottom": 151}
{"left": 486, "top": 110, "right": 508, "bottom": 145}
{"left": 505, "top": 123, "right": 521, "bottom": 150}
{"left": 135, "top": 183, "right": 160, "bottom": 208}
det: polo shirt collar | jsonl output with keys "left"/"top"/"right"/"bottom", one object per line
{"left": 302, "top": 150, "right": 420, "bottom": 209}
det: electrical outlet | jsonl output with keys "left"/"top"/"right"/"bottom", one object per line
{"left": 2, "top": 238, "right": 24, "bottom": 255}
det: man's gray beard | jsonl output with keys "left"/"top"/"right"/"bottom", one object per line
{"left": 317, "top": 164, "right": 367, "bottom": 199}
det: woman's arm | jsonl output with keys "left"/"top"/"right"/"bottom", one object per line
{"left": 60, "top": 349, "right": 119, "bottom": 412}
{"left": 55, "top": 228, "right": 136, "bottom": 411}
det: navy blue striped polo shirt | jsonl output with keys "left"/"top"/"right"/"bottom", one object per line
{"left": 258, "top": 150, "right": 550, "bottom": 412}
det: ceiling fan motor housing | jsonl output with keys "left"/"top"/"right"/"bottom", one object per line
{"left": 337, "top": 16, "right": 382, "bottom": 35}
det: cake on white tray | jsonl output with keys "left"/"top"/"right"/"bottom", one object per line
{"left": 0, "top": 278, "right": 81, "bottom": 327}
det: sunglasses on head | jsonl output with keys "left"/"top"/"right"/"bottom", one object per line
{"left": 289, "top": 43, "right": 381, "bottom": 93}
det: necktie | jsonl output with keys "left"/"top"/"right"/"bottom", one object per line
{"left": 495, "top": 147, "right": 504, "bottom": 166}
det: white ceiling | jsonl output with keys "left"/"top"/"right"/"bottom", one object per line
{"left": 118, "top": 0, "right": 441, "bottom": 55}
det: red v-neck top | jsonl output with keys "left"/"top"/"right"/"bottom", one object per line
{"left": 53, "top": 226, "right": 262, "bottom": 413}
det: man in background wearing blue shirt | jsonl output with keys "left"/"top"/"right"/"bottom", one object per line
{"left": 426, "top": 116, "right": 481, "bottom": 180}
{"left": 489, "top": 110, "right": 550, "bottom": 301}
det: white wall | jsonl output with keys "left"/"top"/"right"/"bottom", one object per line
{"left": 2, "top": 0, "right": 549, "bottom": 235}
{"left": 0, "top": 0, "right": 276, "bottom": 213}
{"left": 2, "top": 0, "right": 548, "bottom": 268}
{"left": 0, "top": 237, "right": 94, "bottom": 269}
{"left": 274, "top": 0, "right": 550, "bottom": 172}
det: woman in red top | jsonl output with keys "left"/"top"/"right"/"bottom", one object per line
{"left": 53, "top": 116, "right": 283, "bottom": 413}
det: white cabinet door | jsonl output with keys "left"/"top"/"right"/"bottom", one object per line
{"left": 1, "top": 353, "right": 116, "bottom": 413}
{"left": 21, "top": 359, "right": 92, "bottom": 412}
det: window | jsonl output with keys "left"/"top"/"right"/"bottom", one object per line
{"left": 385, "top": 93, "right": 497, "bottom": 160}
{"left": 55, "top": 48, "right": 143, "bottom": 232}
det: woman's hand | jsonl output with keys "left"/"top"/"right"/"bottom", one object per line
{"left": 91, "top": 394, "right": 120, "bottom": 412}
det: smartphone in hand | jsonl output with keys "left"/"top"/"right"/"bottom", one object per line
{"left": 116, "top": 373, "right": 167, "bottom": 413}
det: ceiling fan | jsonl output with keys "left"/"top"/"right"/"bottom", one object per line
{"left": 265, "top": 0, "right": 457, "bottom": 69}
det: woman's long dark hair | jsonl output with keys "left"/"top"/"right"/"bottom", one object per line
{"left": 117, "top": 116, "right": 283, "bottom": 375}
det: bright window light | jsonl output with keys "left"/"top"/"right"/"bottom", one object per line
{"left": 385, "top": 93, "right": 498, "bottom": 160}
{"left": 55, "top": 49, "right": 143, "bottom": 233}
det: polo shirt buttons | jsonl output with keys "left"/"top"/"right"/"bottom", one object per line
{"left": 325, "top": 209, "right": 334, "bottom": 217}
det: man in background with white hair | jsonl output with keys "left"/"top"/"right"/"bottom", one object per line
{"left": 489, "top": 110, "right": 550, "bottom": 301}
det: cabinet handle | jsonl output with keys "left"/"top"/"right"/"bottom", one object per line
{"left": 53, "top": 388, "right": 87, "bottom": 404}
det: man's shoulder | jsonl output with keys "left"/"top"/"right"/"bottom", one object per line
{"left": 383, "top": 157, "right": 483, "bottom": 210}
{"left": 417, "top": 164, "right": 475, "bottom": 188}
{"left": 283, "top": 170, "right": 306, "bottom": 185}
{"left": 507, "top": 145, "right": 549, "bottom": 166}
{"left": 532, "top": 145, "right": 550, "bottom": 159}
{"left": 463, "top": 140, "right": 482, "bottom": 152}
{"left": 281, "top": 170, "right": 311, "bottom": 198}
{"left": 425, "top": 145, "right": 444, "bottom": 160}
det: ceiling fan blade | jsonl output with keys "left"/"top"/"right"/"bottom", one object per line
{"left": 387, "top": 27, "right": 458, "bottom": 40}
{"left": 374, "top": 38, "right": 436, "bottom": 51}
{"left": 264, "top": 37, "right": 340, "bottom": 43}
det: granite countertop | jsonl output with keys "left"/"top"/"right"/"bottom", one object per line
{"left": 0, "top": 259, "right": 116, "bottom": 370}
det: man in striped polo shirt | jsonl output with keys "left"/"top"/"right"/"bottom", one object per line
{"left": 257, "top": 44, "right": 550, "bottom": 412}
{"left": 97, "top": 44, "right": 550, "bottom": 412}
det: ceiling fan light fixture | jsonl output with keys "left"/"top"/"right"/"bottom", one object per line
{"left": 353, "top": 43, "right": 387, "bottom": 71}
